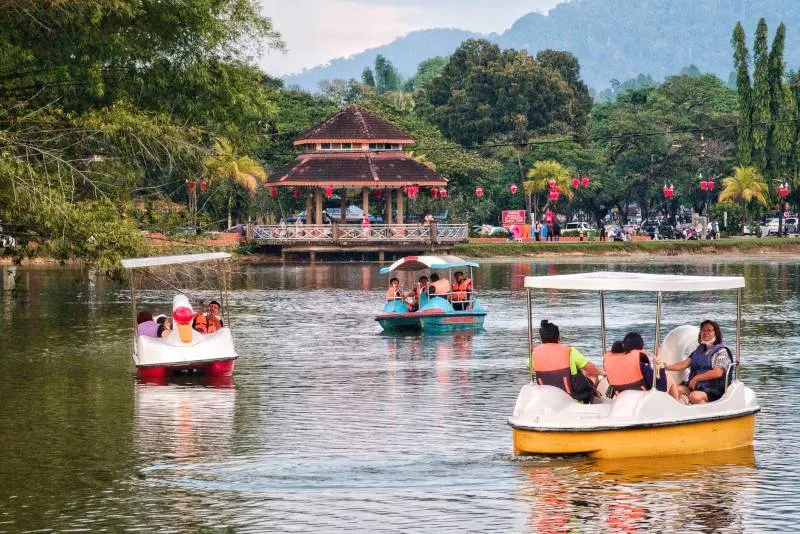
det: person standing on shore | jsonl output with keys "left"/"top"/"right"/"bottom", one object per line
{"left": 534, "top": 221, "right": 541, "bottom": 241}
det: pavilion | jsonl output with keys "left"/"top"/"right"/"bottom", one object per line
{"left": 266, "top": 105, "right": 448, "bottom": 224}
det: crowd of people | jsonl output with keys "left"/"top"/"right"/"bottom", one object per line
{"left": 529, "top": 319, "right": 732, "bottom": 405}
{"left": 386, "top": 271, "right": 474, "bottom": 311}
{"left": 136, "top": 300, "right": 224, "bottom": 339}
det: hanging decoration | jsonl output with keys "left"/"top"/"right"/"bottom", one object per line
{"left": 439, "top": 188, "right": 447, "bottom": 199}
{"left": 293, "top": 188, "right": 302, "bottom": 199}
{"left": 407, "top": 185, "right": 419, "bottom": 199}
{"left": 475, "top": 186, "right": 484, "bottom": 198}
{"left": 510, "top": 184, "right": 518, "bottom": 195}
{"left": 199, "top": 180, "right": 208, "bottom": 192}
{"left": 779, "top": 181, "right": 790, "bottom": 198}
{"left": 548, "top": 179, "right": 556, "bottom": 189}
{"left": 431, "top": 188, "right": 439, "bottom": 198}
{"left": 663, "top": 183, "right": 675, "bottom": 198}
{"left": 581, "top": 176, "right": 590, "bottom": 188}
{"left": 187, "top": 179, "right": 197, "bottom": 192}
{"left": 572, "top": 178, "right": 580, "bottom": 189}
{"left": 324, "top": 186, "right": 334, "bottom": 198}
{"left": 374, "top": 189, "right": 383, "bottom": 199}
{"left": 269, "top": 187, "right": 278, "bottom": 199}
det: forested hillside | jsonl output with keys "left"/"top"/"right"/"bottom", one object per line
{"left": 283, "top": 0, "right": 800, "bottom": 91}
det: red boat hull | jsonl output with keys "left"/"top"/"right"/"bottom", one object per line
{"left": 136, "top": 358, "right": 236, "bottom": 383}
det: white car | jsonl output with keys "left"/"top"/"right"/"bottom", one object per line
{"left": 564, "top": 221, "right": 593, "bottom": 232}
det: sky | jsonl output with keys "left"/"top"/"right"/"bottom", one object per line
{"left": 258, "top": 0, "right": 566, "bottom": 77}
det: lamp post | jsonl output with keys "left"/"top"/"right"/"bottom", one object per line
{"left": 778, "top": 181, "right": 790, "bottom": 236}
{"left": 698, "top": 172, "right": 715, "bottom": 216}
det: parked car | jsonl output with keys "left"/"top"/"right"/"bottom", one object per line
{"left": 564, "top": 221, "right": 593, "bottom": 232}
{"left": 765, "top": 217, "right": 798, "bottom": 235}
{"left": 472, "top": 225, "right": 510, "bottom": 237}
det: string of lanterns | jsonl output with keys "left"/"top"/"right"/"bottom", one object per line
{"left": 699, "top": 173, "right": 715, "bottom": 191}
{"left": 548, "top": 179, "right": 561, "bottom": 202}
{"left": 779, "top": 181, "right": 791, "bottom": 198}
{"left": 663, "top": 183, "right": 675, "bottom": 198}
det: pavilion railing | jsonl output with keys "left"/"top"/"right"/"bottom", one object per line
{"left": 251, "top": 223, "right": 468, "bottom": 245}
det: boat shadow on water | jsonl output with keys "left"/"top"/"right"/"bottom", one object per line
{"left": 514, "top": 446, "right": 756, "bottom": 532}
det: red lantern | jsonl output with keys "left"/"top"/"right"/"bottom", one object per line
{"left": 548, "top": 179, "right": 556, "bottom": 189}
{"left": 199, "top": 180, "right": 208, "bottom": 192}
{"left": 324, "top": 186, "right": 334, "bottom": 198}
{"left": 293, "top": 188, "right": 301, "bottom": 199}
{"left": 408, "top": 185, "right": 418, "bottom": 199}
{"left": 439, "top": 188, "right": 447, "bottom": 199}
{"left": 187, "top": 180, "right": 196, "bottom": 192}
{"left": 549, "top": 190, "right": 559, "bottom": 202}
{"left": 510, "top": 184, "right": 518, "bottom": 195}
{"left": 663, "top": 184, "right": 674, "bottom": 198}
{"left": 700, "top": 180, "right": 708, "bottom": 191}
{"left": 269, "top": 187, "right": 277, "bottom": 198}
{"left": 475, "top": 186, "right": 484, "bottom": 198}
{"left": 572, "top": 178, "right": 580, "bottom": 189}
{"left": 708, "top": 180, "right": 715, "bottom": 191}
{"left": 780, "top": 185, "right": 790, "bottom": 198}
{"left": 374, "top": 189, "right": 383, "bottom": 199}
{"left": 581, "top": 176, "right": 590, "bottom": 188}
{"left": 431, "top": 188, "right": 439, "bottom": 198}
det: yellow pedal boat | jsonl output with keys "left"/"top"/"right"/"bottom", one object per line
{"left": 508, "top": 271, "right": 759, "bottom": 459}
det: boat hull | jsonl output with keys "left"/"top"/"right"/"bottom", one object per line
{"left": 136, "top": 358, "right": 236, "bottom": 383}
{"left": 512, "top": 411, "right": 756, "bottom": 459}
{"left": 375, "top": 311, "right": 486, "bottom": 333}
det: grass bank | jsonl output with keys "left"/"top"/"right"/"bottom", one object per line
{"left": 454, "top": 238, "right": 800, "bottom": 258}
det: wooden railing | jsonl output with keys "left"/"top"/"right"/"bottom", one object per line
{"left": 251, "top": 223, "right": 468, "bottom": 245}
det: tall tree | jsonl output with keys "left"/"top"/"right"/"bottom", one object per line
{"left": 751, "top": 18, "right": 770, "bottom": 172}
{"left": 732, "top": 22, "right": 753, "bottom": 165}
{"left": 374, "top": 55, "right": 401, "bottom": 94}
{"left": 361, "top": 67, "right": 376, "bottom": 87}
{"left": 767, "top": 23, "right": 794, "bottom": 179}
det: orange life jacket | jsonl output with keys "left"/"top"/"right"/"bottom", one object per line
{"left": 604, "top": 349, "right": 647, "bottom": 393}
{"left": 451, "top": 278, "right": 473, "bottom": 301}
{"left": 386, "top": 286, "right": 402, "bottom": 301}
{"left": 430, "top": 279, "right": 451, "bottom": 297}
{"left": 193, "top": 312, "right": 222, "bottom": 334}
{"left": 532, "top": 343, "right": 573, "bottom": 394}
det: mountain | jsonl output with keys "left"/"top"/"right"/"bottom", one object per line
{"left": 282, "top": 0, "right": 800, "bottom": 92}
{"left": 282, "top": 28, "right": 480, "bottom": 91}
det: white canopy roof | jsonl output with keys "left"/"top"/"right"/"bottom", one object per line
{"left": 524, "top": 271, "right": 745, "bottom": 292}
{"left": 379, "top": 255, "right": 479, "bottom": 274}
{"left": 121, "top": 252, "right": 231, "bottom": 270}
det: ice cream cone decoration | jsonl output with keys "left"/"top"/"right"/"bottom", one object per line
{"left": 173, "top": 306, "right": 194, "bottom": 343}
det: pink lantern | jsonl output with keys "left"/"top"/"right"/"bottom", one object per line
{"left": 581, "top": 176, "right": 590, "bottom": 188}
{"left": 269, "top": 187, "right": 277, "bottom": 199}
{"left": 663, "top": 183, "right": 674, "bottom": 198}
{"left": 187, "top": 180, "right": 196, "bottom": 192}
{"left": 708, "top": 180, "right": 715, "bottom": 191}
{"left": 572, "top": 178, "right": 580, "bottom": 189}
{"left": 549, "top": 190, "right": 559, "bottom": 202}
{"left": 293, "top": 188, "right": 301, "bottom": 199}
{"left": 510, "top": 184, "right": 518, "bottom": 195}
{"left": 700, "top": 180, "right": 708, "bottom": 191}
{"left": 199, "top": 180, "right": 208, "bottom": 192}
{"left": 431, "top": 188, "right": 438, "bottom": 198}
{"left": 408, "top": 185, "right": 418, "bottom": 199}
{"left": 779, "top": 183, "right": 790, "bottom": 198}
{"left": 439, "top": 188, "right": 447, "bottom": 199}
{"left": 548, "top": 179, "right": 556, "bottom": 189}
{"left": 475, "top": 186, "right": 484, "bottom": 198}
{"left": 324, "top": 186, "right": 334, "bottom": 198}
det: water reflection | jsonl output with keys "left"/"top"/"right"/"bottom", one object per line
{"left": 519, "top": 447, "right": 755, "bottom": 533}
{"left": 135, "top": 381, "right": 236, "bottom": 462}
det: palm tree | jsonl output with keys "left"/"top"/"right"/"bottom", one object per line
{"left": 203, "top": 138, "right": 267, "bottom": 228}
{"left": 717, "top": 165, "right": 769, "bottom": 230}
{"left": 525, "top": 160, "right": 574, "bottom": 221}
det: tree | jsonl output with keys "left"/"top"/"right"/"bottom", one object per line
{"left": 202, "top": 139, "right": 267, "bottom": 229}
{"left": 403, "top": 56, "right": 448, "bottom": 92}
{"left": 751, "top": 18, "right": 770, "bottom": 172}
{"left": 362, "top": 67, "right": 376, "bottom": 87}
{"left": 525, "top": 160, "right": 574, "bottom": 220}
{"left": 732, "top": 22, "right": 753, "bottom": 166}
{"left": 767, "top": 23, "right": 794, "bottom": 180}
{"left": 374, "top": 55, "right": 401, "bottom": 94}
{"left": 718, "top": 166, "right": 769, "bottom": 229}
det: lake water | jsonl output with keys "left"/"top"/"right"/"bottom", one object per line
{"left": 1, "top": 259, "right": 799, "bottom": 532}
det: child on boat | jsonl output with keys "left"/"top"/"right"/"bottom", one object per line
{"left": 386, "top": 278, "right": 403, "bottom": 301}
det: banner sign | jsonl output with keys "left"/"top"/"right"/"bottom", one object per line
{"left": 501, "top": 210, "right": 526, "bottom": 226}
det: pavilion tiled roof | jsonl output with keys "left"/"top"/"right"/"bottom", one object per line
{"left": 293, "top": 105, "right": 416, "bottom": 146}
{"left": 267, "top": 152, "right": 447, "bottom": 188}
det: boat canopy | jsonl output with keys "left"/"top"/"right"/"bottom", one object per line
{"left": 379, "top": 255, "right": 479, "bottom": 275}
{"left": 524, "top": 271, "right": 745, "bottom": 292}
{"left": 121, "top": 252, "right": 231, "bottom": 270}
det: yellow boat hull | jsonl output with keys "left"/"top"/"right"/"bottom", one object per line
{"left": 512, "top": 413, "right": 756, "bottom": 459}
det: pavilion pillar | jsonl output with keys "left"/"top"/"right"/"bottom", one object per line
{"left": 384, "top": 189, "right": 393, "bottom": 224}
{"left": 362, "top": 188, "right": 370, "bottom": 218}
{"left": 315, "top": 188, "right": 323, "bottom": 225}
{"left": 305, "top": 191, "right": 313, "bottom": 224}
{"left": 397, "top": 189, "right": 405, "bottom": 224}
{"left": 339, "top": 188, "right": 347, "bottom": 223}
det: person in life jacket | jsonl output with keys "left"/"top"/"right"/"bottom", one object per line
{"left": 450, "top": 271, "right": 473, "bottom": 311}
{"left": 410, "top": 276, "right": 428, "bottom": 311}
{"left": 193, "top": 300, "right": 224, "bottom": 334}
{"left": 427, "top": 273, "right": 451, "bottom": 299}
{"left": 385, "top": 277, "right": 403, "bottom": 301}
{"left": 605, "top": 333, "right": 680, "bottom": 400}
{"left": 529, "top": 320, "right": 603, "bottom": 403}
{"left": 659, "top": 320, "right": 732, "bottom": 404}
